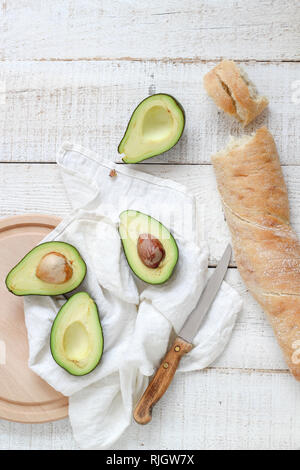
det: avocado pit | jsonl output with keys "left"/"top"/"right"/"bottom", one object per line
{"left": 137, "top": 233, "right": 165, "bottom": 269}
{"left": 36, "top": 252, "right": 73, "bottom": 284}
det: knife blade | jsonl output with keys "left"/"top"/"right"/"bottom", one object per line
{"left": 133, "top": 243, "right": 232, "bottom": 425}
{"left": 179, "top": 243, "right": 232, "bottom": 343}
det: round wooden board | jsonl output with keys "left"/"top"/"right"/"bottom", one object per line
{"left": 0, "top": 214, "right": 69, "bottom": 423}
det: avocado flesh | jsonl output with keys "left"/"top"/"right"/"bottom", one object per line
{"left": 119, "top": 94, "right": 185, "bottom": 163}
{"left": 6, "top": 241, "right": 86, "bottom": 296}
{"left": 50, "top": 292, "right": 104, "bottom": 376}
{"left": 119, "top": 210, "right": 179, "bottom": 284}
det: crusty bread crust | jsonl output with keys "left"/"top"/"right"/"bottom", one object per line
{"left": 204, "top": 60, "right": 268, "bottom": 126}
{"left": 212, "top": 127, "right": 300, "bottom": 380}
{"left": 203, "top": 68, "right": 236, "bottom": 117}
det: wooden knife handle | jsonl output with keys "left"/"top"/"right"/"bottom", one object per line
{"left": 133, "top": 336, "right": 193, "bottom": 425}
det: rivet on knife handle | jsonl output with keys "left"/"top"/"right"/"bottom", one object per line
{"left": 133, "top": 337, "right": 193, "bottom": 425}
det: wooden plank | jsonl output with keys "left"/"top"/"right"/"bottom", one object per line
{"left": 216, "top": 268, "right": 286, "bottom": 371}
{"left": 1, "top": 368, "right": 300, "bottom": 450}
{"left": 1, "top": 162, "right": 300, "bottom": 265}
{"left": 0, "top": 418, "right": 77, "bottom": 450}
{"left": 1, "top": 0, "right": 299, "bottom": 62}
{"left": 2, "top": 162, "right": 300, "bottom": 371}
{"left": 1, "top": 60, "right": 298, "bottom": 164}
{"left": 113, "top": 368, "right": 300, "bottom": 450}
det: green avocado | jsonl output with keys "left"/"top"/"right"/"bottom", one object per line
{"left": 119, "top": 210, "right": 179, "bottom": 285}
{"left": 50, "top": 292, "right": 104, "bottom": 376}
{"left": 6, "top": 241, "right": 86, "bottom": 296}
{"left": 118, "top": 94, "right": 185, "bottom": 163}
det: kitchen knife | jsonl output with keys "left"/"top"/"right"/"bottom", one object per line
{"left": 133, "top": 243, "right": 232, "bottom": 425}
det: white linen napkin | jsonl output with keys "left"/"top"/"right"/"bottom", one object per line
{"left": 24, "top": 144, "right": 242, "bottom": 450}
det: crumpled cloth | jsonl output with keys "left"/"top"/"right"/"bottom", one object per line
{"left": 24, "top": 143, "right": 242, "bottom": 449}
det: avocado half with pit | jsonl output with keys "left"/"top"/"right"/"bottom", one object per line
{"left": 6, "top": 241, "right": 86, "bottom": 296}
{"left": 119, "top": 210, "right": 179, "bottom": 285}
{"left": 118, "top": 94, "right": 185, "bottom": 163}
{"left": 50, "top": 292, "right": 104, "bottom": 376}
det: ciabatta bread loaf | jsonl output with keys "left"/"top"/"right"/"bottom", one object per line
{"left": 204, "top": 60, "right": 268, "bottom": 126}
{"left": 212, "top": 127, "right": 300, "bottom": 379}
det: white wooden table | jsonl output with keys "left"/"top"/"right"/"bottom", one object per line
{"left": 1, "top": 0, "right": 300, "bottom": 450}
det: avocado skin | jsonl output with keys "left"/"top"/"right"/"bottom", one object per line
{"left": 118, "top": 93, "right": 185, "bottom": 163}
{"left": 50, "top": 292, "right": 104, "bottom": 376}
{"left": 5, "top": 241, "right": 87, "bottom": 296}
{"left": 119, "top": 210, "right": 179, "bottom": 285}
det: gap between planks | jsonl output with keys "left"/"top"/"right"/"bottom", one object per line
{"left": 207, "top": 366, "right": 289, "bottom": 375}
{"left": 1, "top": 58, "right": 300, "bottom": 64}
{"left": 1, "top": 161, "right": 300, "bottom": 167}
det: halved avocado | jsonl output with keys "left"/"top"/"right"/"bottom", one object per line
{"left": 50, "top": 292, "right": 104, "bottom": 376}
{"left": 118, "top": 94, "right": 185, "bottom": 163}
{"left": 119, "top": 210, "right": 179, "bottom": 285}
{"left": 6, "top": 241, "right": 86, "bottom": 296}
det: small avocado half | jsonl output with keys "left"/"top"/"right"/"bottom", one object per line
{"left": 118, "top": 94, "right": 185, "bottom": 163}
{"left": 50, "top": 292, "right": 104, "bottom": 376}
{"left": 119, "top": 210, "right": 179, "bottom": 285}
{"left": 6, "top": 241, "right": 86, "bottom": 296}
